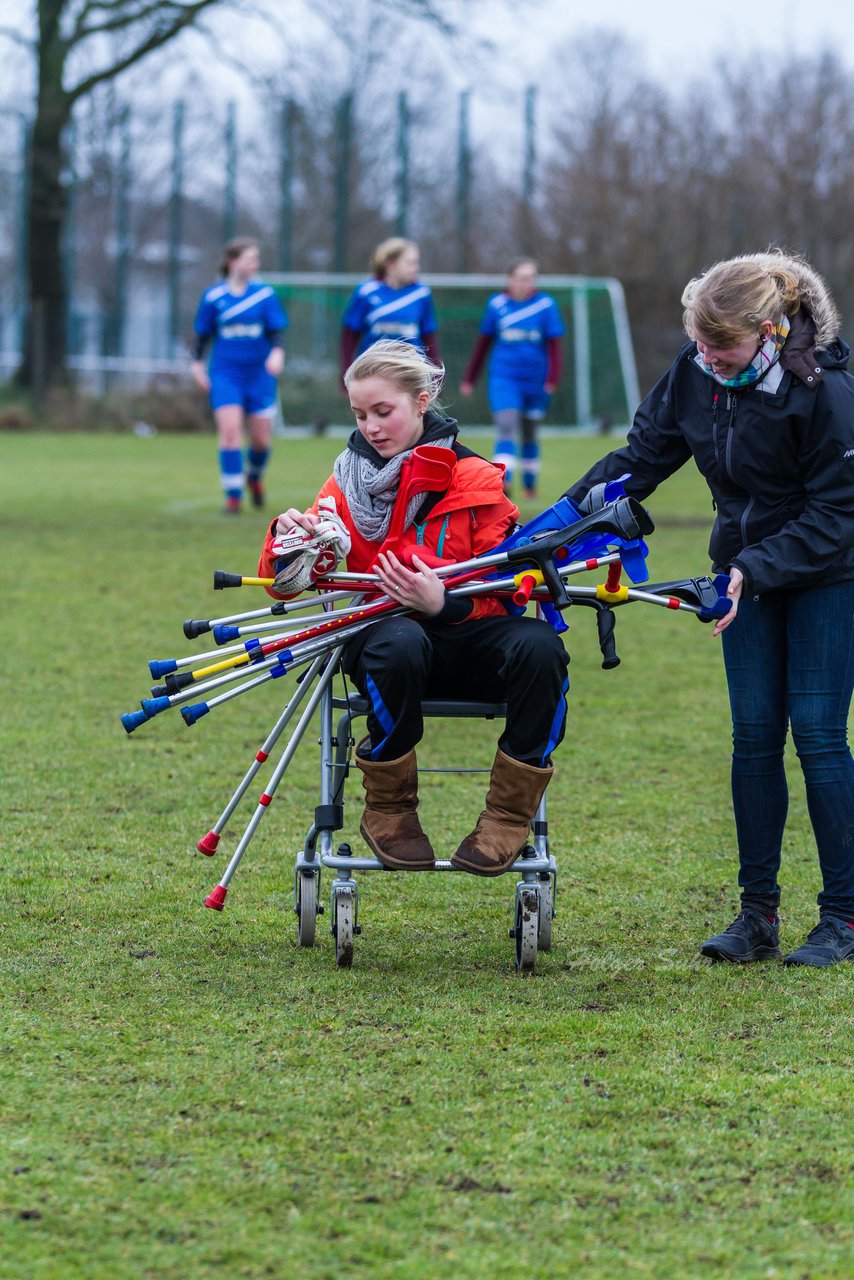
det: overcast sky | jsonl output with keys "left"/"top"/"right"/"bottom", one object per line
{"left": 481, "top": 0, "right": 842, "bottom": 85}
{"left": 1, "top": 0, "right": 846, "bottom": 140}
{"left": 1, "top": 0, "right": 845, "bottom": 95}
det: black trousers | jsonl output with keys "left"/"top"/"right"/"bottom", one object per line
{"left": 342, "top": 614, "right": 569, "bottom": 767}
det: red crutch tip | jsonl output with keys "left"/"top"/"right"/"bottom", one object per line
{"left": 204, "top": 885, "right": 228, "bottom": 911}
{"left": 197, "top": 831, "right": 220, "bottom": 856}
{"left": 512, "top": 573, "right": 537, "bottom": 607}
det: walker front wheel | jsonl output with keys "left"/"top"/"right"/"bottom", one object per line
{"left": 333, "top": 885, "right": 354, "bottom": 968}
{"left": 514, "top": 887, "right": 539, "bottom": 973}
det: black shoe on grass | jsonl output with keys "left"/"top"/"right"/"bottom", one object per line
{"left": 247, "top": 477, "right": 265, "bottom": 508}
{"left": 783, "top": 916, "right": 854, "bottom": 968}
{"left": 700, "top": 908, "right": 781, "bottom": 963}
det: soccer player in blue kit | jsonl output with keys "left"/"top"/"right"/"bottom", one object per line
{"left": 460, "top": 258, "right": 565, "bottom": 499}
{"left": 339, "top": 238, "right": 440, "bottom": 381}
{"left": 191, "top": 237, "right": 287, "bottom": 513}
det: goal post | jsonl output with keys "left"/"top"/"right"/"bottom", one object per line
{"left": 266, "top": 272, "right": 640, "bottom": 431}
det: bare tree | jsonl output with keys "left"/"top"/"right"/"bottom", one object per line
{"left": 536, "top": 36, "right": 854, "bottom": 389}
{"left": 7, "top": 1, "right": 224, "bottom": 387}
{"left": 7, "top": 0, "right": 465, "bottom": 389}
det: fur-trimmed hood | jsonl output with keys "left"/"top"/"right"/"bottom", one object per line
{"left": 752, "top": 252, "right": 841, "bottom": 349}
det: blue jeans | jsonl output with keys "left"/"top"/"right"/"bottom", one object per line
{"left": 721, "top": 581, "right": 854, "bottom": 919}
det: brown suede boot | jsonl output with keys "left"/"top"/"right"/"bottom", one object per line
{"left": 451, "top": 748, "right": 553, "bottom": 877}
{"left": 355, "top": 739, "right": 435, "bottom": 870}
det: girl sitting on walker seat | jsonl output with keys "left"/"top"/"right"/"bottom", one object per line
{"left": 258, "top": 340, "right": 569, "bottom": 875}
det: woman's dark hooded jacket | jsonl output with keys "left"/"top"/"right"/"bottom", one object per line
{"left": 565, "top": 256, "right": 854, "bottom": 595}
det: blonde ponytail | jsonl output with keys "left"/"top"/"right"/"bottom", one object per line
{"left": 682, "top": 250, "right": 805, "bottom": 346}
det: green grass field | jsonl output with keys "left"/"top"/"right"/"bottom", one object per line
{"left": 2, "top": 431, "right": 852, "bottom": 1279}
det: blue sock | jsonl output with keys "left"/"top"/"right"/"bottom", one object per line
{"left": 246, "top": 447, "right": 269, "bottom": 481}
{"left": 219, "top": 447, "right": 243, "bottom": 500}
{"left": 521, "top": 441, "right": 540, "bottom": 491}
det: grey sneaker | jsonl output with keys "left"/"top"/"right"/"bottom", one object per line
{"left": 783, "top": 916, "right": 854, "bottom": 968}
{"left": 700, "top": 908, "right": 781, "bottom": 963}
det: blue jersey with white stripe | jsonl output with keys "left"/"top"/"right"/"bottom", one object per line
{"left": 194, "top": 280, "right": 287, "bottom": 367}
{"left": 342, "top": 279, "right": 438, "bottom": 353}
{"left": 480, "top": 291, "right": 565, "bottom": 380}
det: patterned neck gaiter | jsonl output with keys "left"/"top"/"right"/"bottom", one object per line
{"left": 695, "top": 314, "right": 791, "bottom": 388}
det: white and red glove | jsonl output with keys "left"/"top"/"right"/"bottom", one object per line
{"left": 270, "top": 496, "right": 351, "bottom": 596}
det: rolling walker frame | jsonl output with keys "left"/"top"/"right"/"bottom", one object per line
{"left": 293, "top": 676, "right": 556, "bottom": 971}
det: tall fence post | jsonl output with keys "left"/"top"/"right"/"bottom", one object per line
{"left": 62, "top": 116, "right": 77, "bottom": 360}
{"left": 333, "top": 92, "right": 352, "bottom": 271}
{"left": 31, "top": 297, "right": 47, "bottom": 411}
{"left": 395, "top": 91, "right": 410, "bottom": 236}
{"left": 521, "top": 85, "right": 537, "bottom": 254}
{"left": 455, "top": 89, "right": 470, "bottom": 272}
{"left": 278, "top": 97, "right": 294, "bottom": 271}
{"left": 113, "top": 102, "right": 131, "bottom": 360}
{"left": 168, "top": 99, "right": 184, "bottom": 355}
{"left": 16, "top": 114, "right": 32, "bottom": 354}
{"left": 223, "top": 100, "right": 237, "bottom": 242}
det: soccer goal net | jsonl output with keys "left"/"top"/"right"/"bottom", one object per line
{"left": 266, "top": 273, "right": 640, "bottom": 432}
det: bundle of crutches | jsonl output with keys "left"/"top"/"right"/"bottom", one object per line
{"left": 119, "top": 450, "right": 731, "bottom": 909}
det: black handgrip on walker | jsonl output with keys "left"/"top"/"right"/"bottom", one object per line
{"left": 541, "top": 557, "right": 571, "bottom": 609}
{"left": 594, "top": 603, "right": 621, "bottom": 669}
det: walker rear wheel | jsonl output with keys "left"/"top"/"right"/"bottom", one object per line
{"left": 537, "top": 875, "right": 553, "bottom": 951}
{"left": 296, "top": 870, "right": 318, "bottom": 948}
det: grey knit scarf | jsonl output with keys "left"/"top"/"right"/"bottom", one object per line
{"left": 334, "top": 434, "right": 455, "bottom": 542}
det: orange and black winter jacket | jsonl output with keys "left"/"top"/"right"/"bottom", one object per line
{"left": 258, "top": 442, "right": 519, "bottom": 621}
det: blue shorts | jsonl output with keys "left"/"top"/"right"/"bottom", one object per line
{"left": 488, "top": 375, "right": 550, "bottom": 419}
{"left": 209, "top": 363, "right": 277, "bottom": 415}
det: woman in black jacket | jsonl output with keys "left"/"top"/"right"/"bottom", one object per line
{"left": 565, "top": 252, "right": 854, "bottom": 968}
